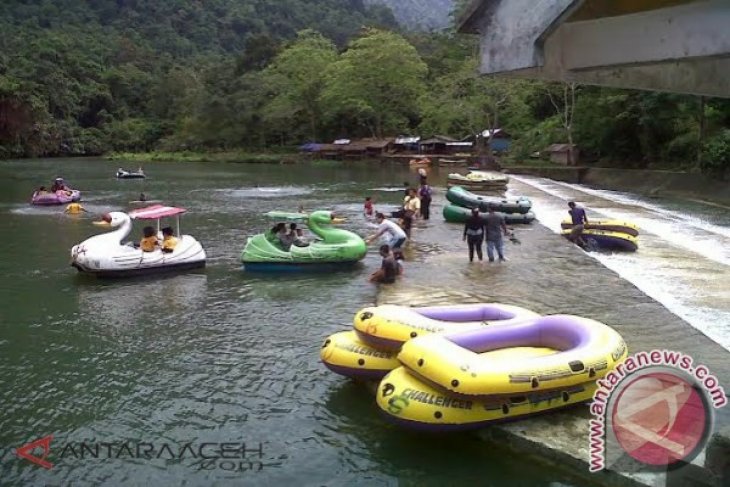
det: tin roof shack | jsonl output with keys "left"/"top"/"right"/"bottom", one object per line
{"left": 419, "top": 135, "right": 463, "bottom": 154}
{"left": 310, "top": 138, "right": 393, "bottom": 159}
{"left": 462, "top": 129, "right": 511, "bottom": 154}
{"left": 547, "top": 144, "right": 580, "bottom": 165}
{"left": 393, "top": 136, "right": 421, "bottom": 153}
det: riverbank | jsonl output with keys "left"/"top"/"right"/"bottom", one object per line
{"left": 503, "top": 165, "right": 730, "bottom": 207}
{"left": 376, "top": 188, "right": 729, "bottom": 487}
{"left": 106, "top": 150, "right": 296, "bottom": 164}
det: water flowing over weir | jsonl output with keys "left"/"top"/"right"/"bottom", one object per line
{"left": 509, "top": 175, "right": 730, "bottom": 352}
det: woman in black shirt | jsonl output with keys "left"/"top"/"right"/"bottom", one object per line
{"left": 463, "top": 208, "right": 485, "bottom": 262}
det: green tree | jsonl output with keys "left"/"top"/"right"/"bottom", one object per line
{"left": 261, "top": 30, "right": 338, "bottom": 141}
{"left": 322, "top": 28, "right": 428, "bottom": 137}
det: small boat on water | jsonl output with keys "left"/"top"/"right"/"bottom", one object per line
{"left": 446, "top": 186, "right": 532, "bottom": 214}
{"left": 71, "top": 205, "right": 206, "bottom": 277}
{"left": 321, "top": 303, "right": 539, "bottom": 380}
{"left": 241, "top": 210, "right": 367, "bottom": 272}
{"left": 376, "top": 314, "right": 626, "bottom": 431}
{"left": 561, "top": 228, "right": 638, "bottom": 252}
{"left": 116, "top": 168, "right": 146, "bottom": 179}
{"left": 447, "top": 170, "right": 509, "bottom": 192}
{"left": 560, "top": 219, "right": 639, "bottom": 237}
{"left": 31, "top": 189, "right": 81, "bottom": 206}
{"left": 443, "top": 204, "right": 535, "bottom": 225}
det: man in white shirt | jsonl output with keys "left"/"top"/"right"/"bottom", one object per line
{"left": 366, "top": 212, "right": 407, "bottom": 259}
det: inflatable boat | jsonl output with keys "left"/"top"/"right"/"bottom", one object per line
{"left": 376, "top": 366, "right": 597, "bottom": 431}
{"left": 447, "top": 171, "right": 508, "bottom": 192}
{"left": 398, "top": 314, "right": 627, "bottom": 396}
{"left": 560, "top": 219, "right": 639, "bottom": 237}
{"left": 320, "top": 331, "right": 401, "bottom": 380}
{"left": 241, "top": 210, "right": 367, "bottom": 271}
{"left": 561, "top": 228, "right": 638, "bottom": 252}
{"left": 71, "top": 205, "right": 206, "bottom": 277}
{"left": 116, "top": 168, "right": 146, "bottom": 179}
{"left": 446, "top": 186, "right": 532, "bottom": 214}
{"left": 354, "top": 303, "right": 539, "bottom": 351}
{"left": 443, "top": 204, "right": 536, "bottom": 225}
{"left": 31, "top": 189, "right": 81, "bottom": 206}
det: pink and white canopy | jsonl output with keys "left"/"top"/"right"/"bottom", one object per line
{"left": 129, "top": 205, "right": 186, "bottom": 220}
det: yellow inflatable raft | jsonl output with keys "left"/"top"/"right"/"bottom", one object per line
{"left": 354, "top": 303, "right": 540, "bottom": 351}
{"left": 560, "top": 219, "right": 639, "bottom": 237}
{"left": 377, "top": 366, "right": 598, "bottom": 431}
{"left": 321, "top": 331, "right": 400, "bottom": 379}
{"left": 398, "top": 314, "right": 627, "bottom": 396}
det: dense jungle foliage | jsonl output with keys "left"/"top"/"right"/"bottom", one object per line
{"left": 0, "top": 0, "right": 728, "bottom": 176}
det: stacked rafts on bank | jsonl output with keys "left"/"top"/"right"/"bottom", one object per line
{"left": 320, "top": 304, "right": 539, "bottom": 380}
{"left": 377, "top": 315, "right": 627, "bottom": 431}
{"left": 560, "top": 219, "right": 640, "bottom": 252}
{"left": 447, "top": 170, "right": 509, "bottom": 193}
{"left": 443, "top": 186, "right": 536, "bottom": 225}
{"left": 321, "top": 304, "right": 628, "bottom": 431}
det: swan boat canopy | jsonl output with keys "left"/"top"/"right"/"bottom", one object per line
{"left": 71, "top": 204, "right": 206, "bottom": 277}
{"left": 241, "top": 210, "right": 367, "bottom": 272}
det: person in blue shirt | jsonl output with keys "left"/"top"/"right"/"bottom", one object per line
{"left": 567, "top": 201, "right": 589, "bottom": 247}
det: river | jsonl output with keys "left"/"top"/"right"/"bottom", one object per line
{"left": 0, "top": 158, "right": 727, "bottom": 486}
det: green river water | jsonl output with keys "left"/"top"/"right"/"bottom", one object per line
{"left": 0, "top": 158, "right": 727, "bottom": 486}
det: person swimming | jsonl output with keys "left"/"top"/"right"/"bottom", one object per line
{"left": 64, "top": 202, "right": 87, "bottom": 214}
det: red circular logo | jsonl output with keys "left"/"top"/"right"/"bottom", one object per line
{"left": 610, "top": 370, "right": 710, "bottom": 467}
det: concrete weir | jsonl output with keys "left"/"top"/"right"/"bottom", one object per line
{"left": 375, "top": 195, "right": 729, "bottom": 486}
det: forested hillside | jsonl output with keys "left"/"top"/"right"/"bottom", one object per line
{"left": 0, "top": 1, "right": 728, "bottom": 177}
{"left": 0, "top": 0, "right": 397, "bottom": 157}
{"left": 365, "top": 0, "right": 454, "bottom": 30}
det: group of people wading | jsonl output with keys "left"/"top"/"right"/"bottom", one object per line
{"left": 366, "top": 169, "right": 432, "bottom": 284}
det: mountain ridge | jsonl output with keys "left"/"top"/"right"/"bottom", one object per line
{"left": 364, "top": 0, "right": 455, "bottom": 30}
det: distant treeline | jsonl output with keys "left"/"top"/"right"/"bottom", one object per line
{"left": 0, "top": 0, "right": 728, "bottom": 177}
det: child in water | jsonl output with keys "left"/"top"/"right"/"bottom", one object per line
{"left": 140, "top": 226, "right": 159, "bottom": 252}
{"left": 64, "top": 203, "right": 87, "bottom": 214}
{"left": 364, "top": 196, "right": 373, "bottom": 217}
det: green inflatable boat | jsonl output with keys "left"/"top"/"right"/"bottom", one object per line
{"left": 443, "top": 204, "right": 536, "bottom": 224}
{"left": 241, "top": 210, "right": 367, "bottom": 271}
{"left": 446, "top": 186, "right": 532, "bottom": 214}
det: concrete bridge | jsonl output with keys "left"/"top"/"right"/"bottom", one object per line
{"left": 459, "top": 0, "right": 730, "bottom": 98}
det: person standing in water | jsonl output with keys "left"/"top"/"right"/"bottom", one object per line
{"left": 418, "top": 181, "right": 432, "bottom": 220}
{"left": 484, "top": 204, "right": 509, "bottom": 262}
{"left": 463, "top": 208, "right": 485, "bottom": 262}
{"left": 366, "top": 212, "right": 407, "bottom": 260}
{"left": 567, "top": 201, "right": 588, "bottom": 247}
{"left": 364, "top": 196, "right": 374, "bottom": 218}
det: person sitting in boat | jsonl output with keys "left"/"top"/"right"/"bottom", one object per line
{"left": 369, "top": 244, "right": 401, "bottom": 284}
{"left": 278, "top": 224, "right": 295, "bottom": 251}
{"left": 366, "top": 212, "right": 407, "bottom": 260}
{"left": 161, "top": 226, "right": 178, "bottom": 253}
{"left": 64, "top": 202, "right": 87, "bottom": 214}
{"left": 567, "top": 201, "right": 589, "bottom": 247}
{"left": 289, "top": 223, "right": 308, "bottom": 247}
{"left": 265, "top": 223, "right": 286, "bottom": 244}
{"left": 139, "top": 193, "right": 147, "bottom": 202}
{"left": 35, "top": 186, "right": 49, "bottom": 196}
{"left": 51, "top": 178, "right": 68, "bottom": 192}
{"left": 140, "top": 226, "right": 159, "bottom": 252}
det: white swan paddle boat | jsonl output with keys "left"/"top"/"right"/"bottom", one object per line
{"left": 71, "top": 205, "right": 206, "bottom": 277}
